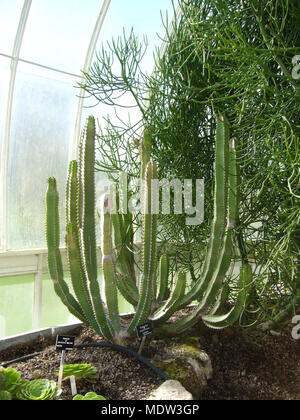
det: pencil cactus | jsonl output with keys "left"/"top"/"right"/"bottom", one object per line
{"left": 46, "top": 115, "right": 249, "bottom": 344}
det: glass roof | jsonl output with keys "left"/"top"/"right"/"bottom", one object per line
{"left": 0, "top": 0, "right": 176, "bottom": 252}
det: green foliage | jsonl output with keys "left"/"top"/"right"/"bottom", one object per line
{"left": 73, "top": 392, "right": 106, "bottom": 401}
{"left": 80, "top": 0, "right": 300, "bottom": 328}
{"left": 16, "top": 379, "right": 60, "bottom": 401}
{"left": 59, "top": 364, "right": 98, "bottom": 382}
{"left": 46, "top": 114, "right": 248, "bottom": 342}
{"left": 0, "top": 367, "right": 24, "bottom": 400}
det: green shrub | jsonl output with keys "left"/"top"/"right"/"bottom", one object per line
{"left": 81, "top": 0, "right": 300, "bottom": 327}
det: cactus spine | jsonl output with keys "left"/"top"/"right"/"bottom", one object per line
{"left": 46, "top": 115, "right": 249, "bottom": 344}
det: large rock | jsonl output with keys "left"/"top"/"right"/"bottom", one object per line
{"left": 147, "top": 380, "right": 193, "bottom": 400}
{"left": 151, "top": 337, "right": 212, "bottom": 399}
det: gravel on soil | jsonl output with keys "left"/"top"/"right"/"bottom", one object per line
{"left": 1, "top": 324, "right": 299, "bottom": 400}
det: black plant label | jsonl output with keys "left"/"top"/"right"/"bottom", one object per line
{"left": 55, "top": 335, "right": 75, "bottom": 352}
{"left": 136, "top": 322, "right": 153, "bottom": 339}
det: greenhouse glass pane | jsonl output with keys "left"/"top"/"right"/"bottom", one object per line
{"left": 41, "top": 271, "right": 132, "bottom": 329}
{"left": 0, "top": 0, "right": 24, "bottom": 56}
{"left": 7, "top": 63, "right": 78, "bottom": 250}
{"left": 81, "top": 1, "right": 177, "bottom": 211}
{"left": 0, "top": 56, "right": 10, "bottom": 250}
{"left": 0, "top": 274, "right": 34, "bottom": 338}
{"left": 81, "top": 0, "right": 177, "bottom": 139}
{"left": 98, "top": 0, "right": 177, "bottom": 73}
{"left": 20, "top": 0, "right": 104, "bottom": 74}
{"left": 41, "top": 273, "right": 78, "bottom": 329}
{"left": 0, "top": 56, "right": 10, "bottom": 138}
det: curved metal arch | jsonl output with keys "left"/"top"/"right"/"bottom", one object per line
{"left": 0, "top": 0, "right": 112, "bottom": 252}
{"left": 0, "top": 0, "right": 32, "bottom": 252}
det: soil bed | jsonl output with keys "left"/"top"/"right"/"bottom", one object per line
{"left": 1, "top": 324, "right": 299, "bottom": 400}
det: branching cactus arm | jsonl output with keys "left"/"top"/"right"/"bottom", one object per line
{"left": 80, "top": 118, "right": 98, "bottom": 283}
{"left": 158, "top": 123, "right": 242, "bottom": 335}
{"left": 112, "top": 192, "right": 137, "bottom": 285}
{"left": 128, "top": 161, "right": 158, "bottom": 334}
{"left": 151, "top": 271, "right": 186, "bottom": 324}
{"left": 77, "top": 117, "right": 115, "bottom": 342}
{"left": 198, "top": 137, "right": 242, "bottom": 315}
{"left": 197, "top": 137, "right": 240, "bottom": 311}
{"left": 202, "top": 138, "right": 251, "bottom": 328}
{"left": 156, "top": 254, "right": 169, "bottom": 304}
{"left": 122, "top": 210, "right": 137, "bottom": 283}
{"left": 101, "top": 194, "right": 121, "bottom": 334}
{"left": 180, "top": 116, "right": 231, "bottom": 307}
{"left": 140, "top": 129, "right": 152, "bottom": 184}
{"left": 116, "top": 274, "right": 139, "bottom": 307}
{"left": 112, "top": 206, "right": 139, "bottom": 306}
{"left": 46, "top": 178, "right": 86, "bottom": 323}
{"left": 202, "top": 263, "right": 252, "bottom": 329}
{"left": 65, "top": 158, "right": 101, "bottom": 334}
{"left": 66, "top": 223, "right": 101, "bottom": 334}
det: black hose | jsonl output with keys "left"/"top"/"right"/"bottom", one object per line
{"left": 1, "top": 352, "right": 43, "bottom": 368}
{"left": 1, "top": 342, "right": 168, "bottom": 382}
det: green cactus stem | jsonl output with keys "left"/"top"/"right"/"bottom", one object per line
{"left": 46, "top": 178, "right": 86, "bottom": 323}
{"left": 151, "top": 271, "right": 186, "bottom": 324}
{"left": 47, "top": 114, "right": 247, "bottom": 344}
{"left": 128, "top": 161, "right": 158, "bottom": 334}
{"left": 202, "top": 263, "right": 252, "bottom": 329}
{"left": 156, "top": 254, "right": 169, "bottom": 304}
{"left": 179, "top": 115, "right": 231, "bottom": 308}
{"left": 101, "top": 194, "right": 121, "bottom": 334}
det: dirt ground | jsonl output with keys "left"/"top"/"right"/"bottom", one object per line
{"left": 1, "top": 324, "right": 299, "bottom": 400}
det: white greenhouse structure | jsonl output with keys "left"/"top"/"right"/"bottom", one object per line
{"left": 0, "top": 0, "right": 299, "bottom": 402}
{"left": 0, "top": 0, "right": 176, "bottom": 339}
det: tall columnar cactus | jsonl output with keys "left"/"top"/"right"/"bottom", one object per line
{"left": 46, "top": 115, "right": 250, "bottom": 344}
{"left": 47, "top": 117, "right": 114, "bottom": 342}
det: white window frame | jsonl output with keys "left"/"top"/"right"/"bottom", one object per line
{"left": 0, "top": 0, "right": 111, "bottom": 332}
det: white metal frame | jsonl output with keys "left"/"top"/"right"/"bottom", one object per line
{"left": 0, "top": 0, "right": 111, "bottom": 335}
{"left": 0, "top": 0, "right": 32, "bottom": 252}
